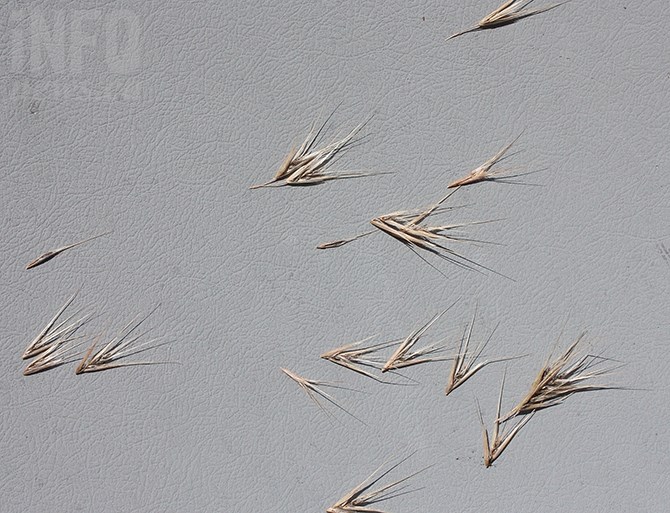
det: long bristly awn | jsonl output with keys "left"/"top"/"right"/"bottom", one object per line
{"left": 25, "top": 231, "right": 112, "bottom": 269}
{"left": 250, "top": 110, "right": 382, "bottom": 189}
{"left": 381, "top": 304, "right": 457, "bottom": 373}
{"left": 499, "top": 332, "right": 619, "bottom": 421}
{"left": 22, "top": 291, "right": 92, "bottom": 360}
{"left": 447, "top": 134, "right": 540, "bottom": 188}
{"left": 327, "top": 454, "right": 429, "bottom": 513}
{"left": 445, "top": 307, "right": 525, "bottom": 395}
{"left": 75, "top": 306, "right": 173, "bottom": 374}
{"left": 320, "top": 335, "right": 399, "bottom": 383}
{"left": 478, "top": 371, "right": 535, "bottom": 468}
{"left": 447, "top": 0, "right": 568, "bottom": 41}
{"left": 318, "top": 187, "right": 508, "bottom": 279}
{"left": 281, "top": 367, "right": 366, "bottom": 424}
{"left": 23, "top": 335, "right": 88, "bottom": 376}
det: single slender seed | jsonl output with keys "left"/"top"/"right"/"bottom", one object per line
{"left": 317, "top": 230, "right": 376, "bottom": 250}
{"left": 26, "top": 231, "right": 112, "bottom": 269}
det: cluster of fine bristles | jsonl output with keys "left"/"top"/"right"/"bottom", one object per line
{"left": 285, "top": 305, "right": 617, "bottom": 473}
{"left": 21, "top": 292, "right": 91, "bottom": 376}
{"left": 318, "top": 305, "right": 457, "bottom": 389}
{"left": 445, "top": 307, "right": 523, "bottom": 396}
{"left": 318, "top": 186, "right": 506, "bottom": 278}
{"left": 447, "top": 134, "right": 537, "bottom": 188}
{"left": 448, "top": 1, "right": 568, "bottom": 41}
{"left": 327, "top": 455, "right": 428, "bottom": 513}
{"left": 313, "top": 133, "right": 547, "bottom": 279}
{"left": 21, "top": 292, "right": 172, "bottom": 376}
{"left": 478, "top": 333, "right": 618, "bottom": 467}
{"left": 250, "top": 113, "right": 380, "bottom": 189}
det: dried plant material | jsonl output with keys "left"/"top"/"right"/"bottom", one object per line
{"left": 500, "top": 332, "right": 617, "bottom": 422}
{"left": 250, "top": 112, "right": 378, "bottom": 189}
{"left": 382, "top": 306, "right": 455, "bottom": 373}
{"left": 317, "top": 230, "right": 376, "bottom": 250}
{"left": 318, "top": 187, "right": 505, "bottom": 277}
{"left": 22, "top": 292, "right": 91, "bottom": 360}
{"left": 478, "top": 372, "right": 535, "bottom": 467}
{"left": 25, "top": 231, "right": 112, "bottom": 269}
{"left": 445, "top": 310, "right": 522, "bottom": 396}
{"left": 447, "top": 134, "right": 529, "bottom": 188}
{"left": 327, "top": 454, "right": 427, "bottom": 513}
{"left": 321, "top": 336, "right": 399, "bottom": 382}
{"left": 281, "top": 367, "right": 364, "bottom": 424}
{"left": 370, "top": 189, "right": 505, "bottom": 277}
{"left": 76, "top": 307, "right": 170, "bottom": 374}
{"left": 23, "top": 335, "right": 87, "bottom": 376}
{"left": 447, "top": 0, "right": 567, "bottom": 40}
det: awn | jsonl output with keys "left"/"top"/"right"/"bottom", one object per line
{"left": 26, "top": 231, "right": 112, "bottom": 269}
{"left": 445, "top": 308, "right": 522, "bottom": 395}
{"left": 327, "top": 454, "right": 428, "bottom": 513}
{"left": 448, "top": 1, "right": 567, "bottom": 41}
{"left": 321, "top": 335, "right": 398, "bottom": 382}
{"left": 500, "top": 332, "right": 618, "bottom": 421}
{"left": 281, "top": 367, "right": 364, "bottom": 424}
{"left": 23, "top": 335, "right": 87, "bottom": 376}
{"left": 76, "top": 306, "right": 171, "bottom": 373}
{"left": 382, "top": 305, "right": 456, "bottom": 373}
{"left": 250, "top": 111, "right": 379, "bottom": 188}
{"left": 319, "top": 188, "right": 506, "bottom": 278}
{"left": 447, "top": 134, "right": 536, "bottom": 188}
{"left": 22, "top": 291, "right": 91, "bottom": 359}
{"left": 478, "top": 372, "right": 535, "bottom": 467}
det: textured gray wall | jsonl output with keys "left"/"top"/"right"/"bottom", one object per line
{"left": 1, "top": 1, "right": 669, "bottom": 512}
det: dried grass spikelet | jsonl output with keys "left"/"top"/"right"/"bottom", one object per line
{"left": 448, "top": 0, "right": 568, "bottom": 40}
{"left": 22, "top": 291, "right": 91, "bottom": 360}
{"left": 317, "top": 230, "right": 376, "bottom": 250}
{"left": 26, "top": 231, "right": 112, "bottom": 269}
{"left": 478, "top": 371, "right": 535, "bottom": 467}
{"left": 445, "top": 307, "right": 523, "bottom": 396}
{"left": 381, "top": 305, "right": 456, "bottom": 373}
{"left": 448, "top": 134, "right": 533, "bottom": 188}
{"left": 23, "top": 335, "right": 88, "bottom": 376}
{"left": 318, "top": 187, "right": 506, "bottom": 278}
{"left": 500, "top": 332, "right": 618, "bottom": 422}
{"left": 281, "top": 367, "right": 364, "bottom": 424}
{"left": 370, "top": 189, "right": 506, "bottom": 277}
{"left": 327, "top": 454, "right": 428, "bottom": 513}
{"left": 320, "top": 335, "right": 397, "bottom": 382}
{"left": 250, "top": 111, "right": 380, "bottom": 189}
{"left": 76, "top": 306, "right": 171, "bottom": 374}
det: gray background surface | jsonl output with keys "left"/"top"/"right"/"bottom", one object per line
{"left": 1, "top": 1, "right": 669, "bottom": 512}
